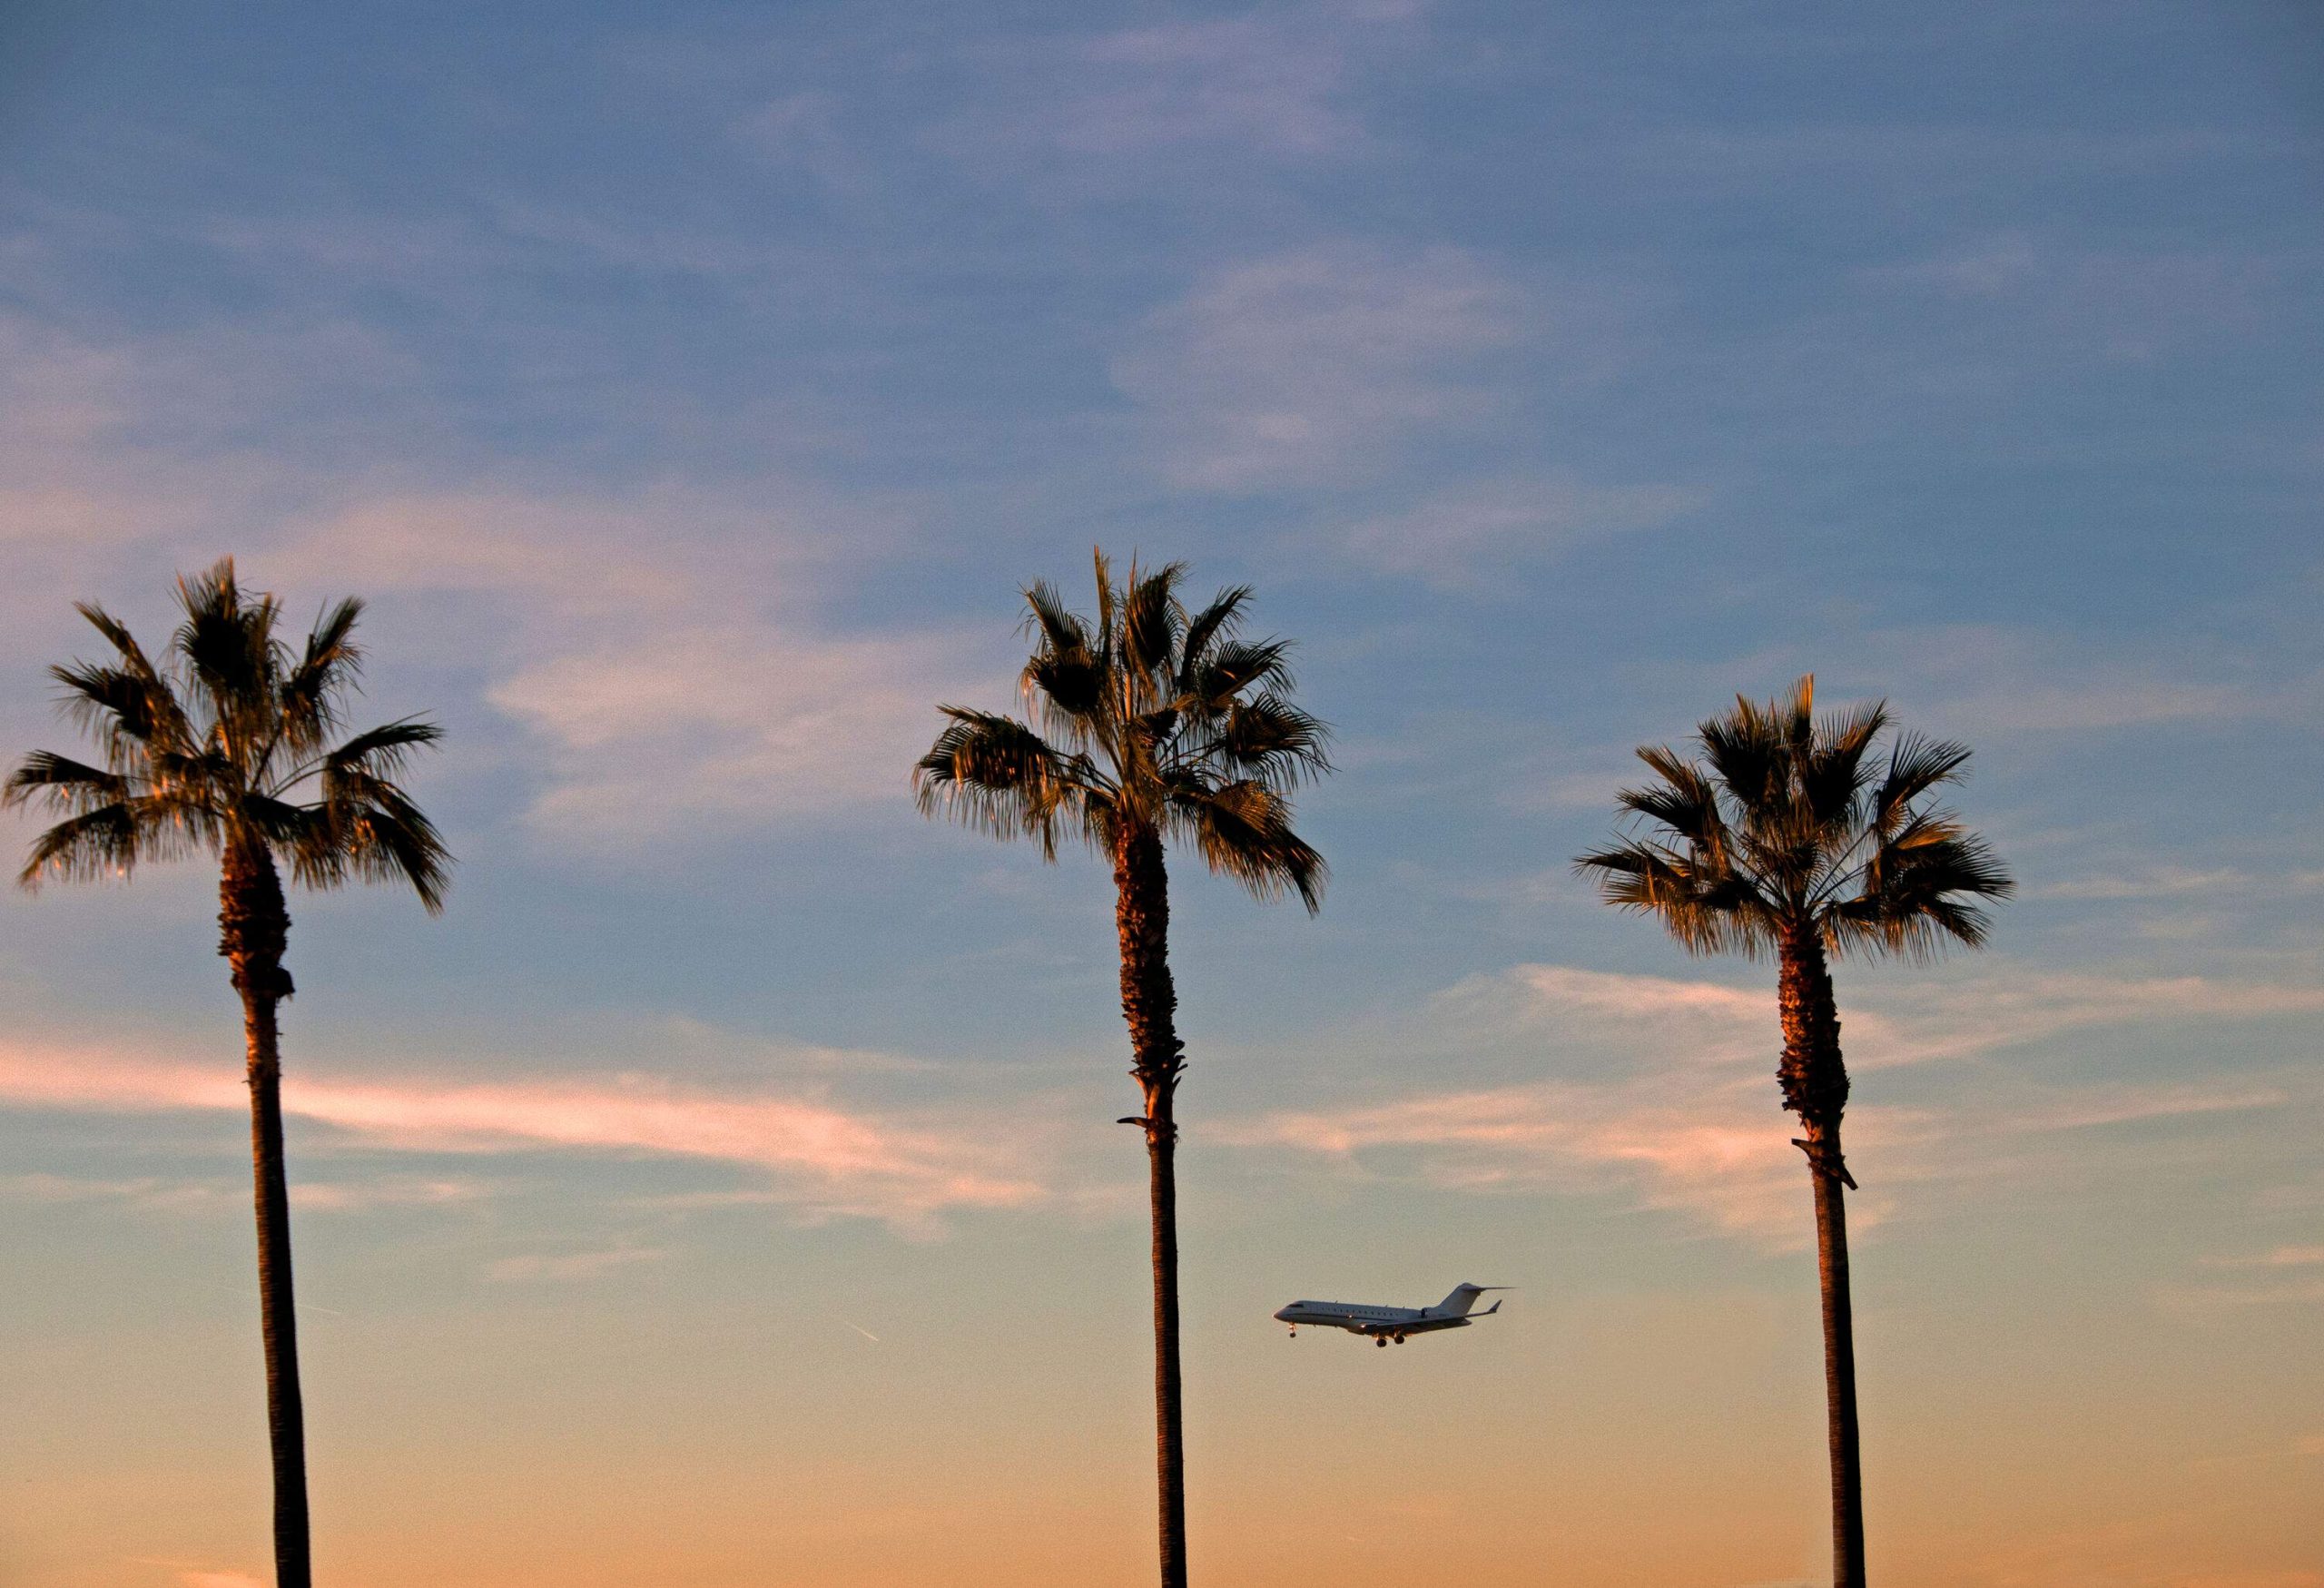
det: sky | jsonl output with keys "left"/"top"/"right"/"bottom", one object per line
{"left": 1, "top": 2, "right": 2320, "bottom": 1584}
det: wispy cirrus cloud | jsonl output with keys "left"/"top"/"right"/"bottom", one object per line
{"left": 1859, "top": 232, "right": 2302, "bottom": 362}
{"left": 1836, "top": 623, "right": 2271, "bottom": 735}
{"left": 290, "top": 1176, "right": 493, "bottom": 1212}
{"left": 1111, "top": 242, "right": 1530, "bottom": 490}
{"left": 487, "top": 1246, "right": 666, "bottom": 1283}
{"left": 252, "top": 484, "right": 994, "bottom": 843}
{"left": 486, "top": 623, "right": 972, "bottom": 838}
{"left": 1342, "top": 477, "right": 1707, "bottom": 588}
{"left": 0, "top": 1041, "right": 1049, "bottom": 1234}
{"left": 1043, "top": 10, "right": 1373, "bottom": 157}
{"left": 2204, "top": 1245, "right": 2324, "bottom": 1270}
{"left": 2031, "top": 866, "right": 2324, "bottom": 902}
{"left": 946, "top": 1, "right": 1425, "bottom": 164}
{"left": 1658, "top": 622, "right": 2306, "bottom": 761}
{"left": 0, "top": 312, "right": 990, "bottom": 851}
{"left": 13, "top": 481, "right": 966, "bottom": 850}
{"left": 2161, "top": 1277, "right": 2324, "bottom": 1312}
{"left": 0, "top": 1169, "right": 488, "bottom": 1215}
{"left": 0, "top": 1171, "right": 230, "bottom": 1214}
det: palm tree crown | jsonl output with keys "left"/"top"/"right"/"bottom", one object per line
{"left": 913, "top": 550, "right": 1329, "bottom": 908}
{"left": 1575, "top": 675, "right": 2012, "bottom": 963}
{"left": 5, "top": 558, "right": 450, "bottom": 909}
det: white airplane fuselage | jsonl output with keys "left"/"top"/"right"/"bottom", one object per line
{"left": 1274, "top": 1284, "right": 1505, "bottom": 1346}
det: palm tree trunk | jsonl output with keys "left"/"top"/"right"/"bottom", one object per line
{"left": 1807, "top": 1123, "right": 1864, "bottom": 1588}
{"left": 221, "top": 843, "right": 311, "bottom": 1588}
{"left": 1777, "top": 928, "right": 1865, "bottom": 1588}
{"left": 1113, "top": 824, "right": 1188, "bottom": 1588}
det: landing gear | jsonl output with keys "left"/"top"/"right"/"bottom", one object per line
{"left": 1393, "top": 1335, "right": 1407, "bottom": 1345}
{"left": 1287, "top": 1327, "right": 1297, "bottom": 1337}
{"left": 1374, "top": 1336, "right": 1387, "bottom": 1347}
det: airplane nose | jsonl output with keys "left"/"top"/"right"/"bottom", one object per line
{"left": 1272, "top": 1307, "right": 1293, "bottom": 1320}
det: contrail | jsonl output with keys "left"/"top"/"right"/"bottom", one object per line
{"left": 842, "top": 1319, "right": 881, "bottom": 1343}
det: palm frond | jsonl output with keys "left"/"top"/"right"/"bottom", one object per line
{"left": 17, "top": 804, "right": 142, "bottom": 886}
{"left": 18, "top": 566, "right": 450, "bottom": 914}
{"left": 4, "top": 752, "right": 128, "bottom": 814}
{"left": 340, "top": 800, "right": 453, "bottom": 912}
{"left": 1778, "top": 674, "right": 1817, "bottom": 754}
{"left": 174, "top": 558, "right": 282, "bottom": 730}
{"left": 1574, "top": 838, "right": 1772, "bottom": 954}
{"left": 15, "top": 798, "right": 208, "bottom": 887}
{"left": 1699, "top": 701, "right": 1787, "bottom": 824}
{"left": 1177, "top": 586, "right": 1251, "bottom": 686}
{"left": 69, "top": 600, "right": 193, "bottom": 749}
{"left": 924, "top": 555, "right": 1330, "bottom": 910}
{"left": 300, "top": 717, "right": 444, "bottom": 791}
{"left": 1023, "top": 651, "right": 1107, "bottom": 744}
{"left": 50, "top": 659, "right": 179, "bottom": 770}
{"left": 1869, "top": 732, "right": 1974, "bottom": 833}
{"left": 913, "top": 707, "right": 1090, "bottom": 859}
{"left": 1120, "top": 561, "right": 1187, "bottom": 678}
{"left": 1618, "top": 745, "right": 1729, "bottom": 853}
{"left": 1196, "top": 694, "right": 1332, "bottom": 786}
{"left": 279, "top": 597, "right": 366, "bottom": 758}
{"left": 1021, "top": 579, "right": 1091, "bottom": 658}
{"left": 300, "top": 769, "right": 453, "bottom": 912}
{"left": 1800, "top": 698, "right": 1887, "bottom": 831}
{"left": 1183, "top": 637, "right": 1294, "bottom": 711}
{"left": 1166, "top": 777, "right": 1325, "bottom": 912}
{"left": 1828, "top": 825, "right": 2013, "bottom": 958}
{"left": 147, "top": 745, "right": 236, "bottom": 811}
{"left": 1588, "top": 678, "right": 2008, "bottom": 964}
{"left": 1090, "top": 548, "right": 1117, "bottom": 663}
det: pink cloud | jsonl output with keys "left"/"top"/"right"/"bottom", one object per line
{"left": 2205, "top": 1245, "right": 2324, "bottom": 1270}
{"left": 125, "top": 1565, "right": 265, "bottom": 1588}
{"left": 0, "top": 1042, "right": 1046, "bottom": 1232}
{"left": 1451, "top": 962, "right": 2324, "bottom": 1074}
{"left": 1220, "top": 960, "right": 2314, "bottom": 1246}
{"left": 1216, "top": 1073, "right": 1855, "bottom": 1245}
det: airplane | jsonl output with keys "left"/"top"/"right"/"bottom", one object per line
{"left": 1274, "top": 1284, "right": 1508, "bottom": 1346}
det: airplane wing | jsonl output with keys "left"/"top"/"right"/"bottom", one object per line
{"left": 1354, "top": 1315, "right": 1467, "bottom": 1336}
{"left": 1397, "top": 1315, "right": 1472, "bottom": 1333}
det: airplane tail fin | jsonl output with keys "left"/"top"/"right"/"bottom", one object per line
{"left": 1433, "top": 1284, "right": 1507, "bottom": 1317}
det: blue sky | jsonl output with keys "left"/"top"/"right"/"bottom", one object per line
{"left": 3, "top": 4, "right": 2320, "bottom": 1585}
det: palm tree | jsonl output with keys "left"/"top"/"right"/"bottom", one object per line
{"left": 5, "top": 559, "right": 449, "bottom": 1588}
{"left": 1574, "top": 676, "right": 2010, "bottom": 1588}
{"left": 913, "top": 551, "right": 1328, "bottom": 1588}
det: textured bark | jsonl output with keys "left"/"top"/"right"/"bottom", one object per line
{"left": 1778, "top": 925, "right": 1865, "bottom": 1588}
{"left": 1776, "top": 926, "right": 1846, "bottom": 1133}
{"left": 1114, "top": 824, "right": 1188, "bottom": 1588}
{"left": 221, "top": 843, "right": 311, "bottom": 1588}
